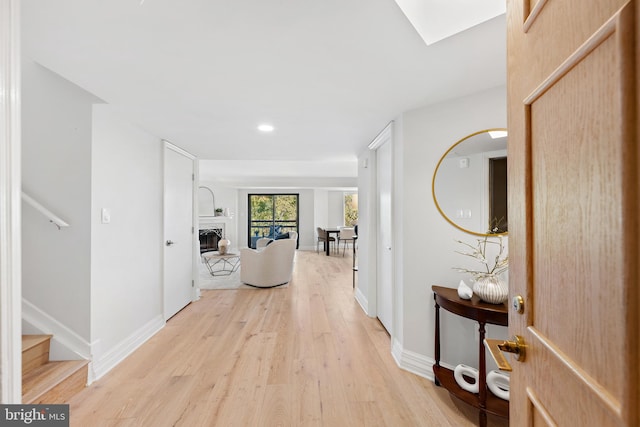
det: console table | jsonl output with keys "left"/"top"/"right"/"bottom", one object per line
{"left": 432, "top": 285, "right": 509, "bottom": 427}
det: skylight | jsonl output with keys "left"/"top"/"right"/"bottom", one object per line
{"left": 394, "top": 0, "right": 506, "bottom": 45}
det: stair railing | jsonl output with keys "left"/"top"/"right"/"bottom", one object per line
{"left": 21, "top": 192, "right": 70, "bottom": 229}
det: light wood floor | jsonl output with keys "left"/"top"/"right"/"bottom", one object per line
{"left": 68, "top": 250, "right": 508, "bottom": 426}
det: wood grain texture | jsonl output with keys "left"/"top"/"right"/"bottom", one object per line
{"left": 22, "top": 335, "right": 52, "bottom": 375}
{"left": 507, "top": 0, "right": 638, "bottom": 425}
{"left": 67, "top": 251, "right": 507, "bottom": 426}
{"left": 23, "top": 360, "right": 89, "bottom": 404}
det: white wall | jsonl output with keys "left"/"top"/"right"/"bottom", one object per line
{"left": 21, "top": 59, "right": 99, "bottom": 341}
{"left": 358, "top": 86, "right": 509, "bottom": 377}
{"left": 313, "top": 190, "right": 329, "bottom": 250}
{"left": 327, "top": 191, "right": 344, "bottom": 228}
{"left": 22, "top": 62, "right": 167, "bottom": 379}
{"left": 355, "top": 149, "right": 377, "bottom": 314}
{"left": 402, "top": 85, "right": 509, "bottom": 371}
{"left": 90, "top": 105, "right": 164, "bottom": 370}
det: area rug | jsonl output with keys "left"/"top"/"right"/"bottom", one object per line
{"left": 198, "top": 264, "right": 288, "bottom": 290}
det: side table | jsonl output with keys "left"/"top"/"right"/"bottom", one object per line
{"left": 432, "top": 285, "right": 508, "bottom": 427}
{"left": 202, "top": 252, "right": 240, "bottom": 276}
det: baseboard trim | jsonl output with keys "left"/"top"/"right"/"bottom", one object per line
{"left": 391, "top": 338, "right": 436, "bottom": 382}
{"left": 354, "top": 287, "right": 370, "bottom": 316}
{"left": 90, "top": 315, "right": 165, "bottom": 382}
{"left": 22, "top": 298, "right": 92, "bottom": 360}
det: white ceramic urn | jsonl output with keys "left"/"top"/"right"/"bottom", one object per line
{"left": 218, "top": 238, "right": 230, "bottom": 255}
{"left": 472, "top": 275, "right": 508, "bottom": 304}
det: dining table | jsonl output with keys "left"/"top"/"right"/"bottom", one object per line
{"left": 324, "top": 228, "right": 341, "bottom": 256}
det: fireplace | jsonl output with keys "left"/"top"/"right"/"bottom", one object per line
{"left": 199, "top": 226, "right": 224, "bottom": 254}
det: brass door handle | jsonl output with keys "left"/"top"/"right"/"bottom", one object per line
{"left": 484, "top": 335, "right": 526, "bottom": 372}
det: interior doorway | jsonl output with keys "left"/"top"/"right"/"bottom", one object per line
{"left": 488, "top": 156, "right": 507, "bottom": 233}
{"left": 163, "top": 142, "right": 195, "bottom": 320}
{"left": 374, "top": 130, "right": 393, "bottom": 334}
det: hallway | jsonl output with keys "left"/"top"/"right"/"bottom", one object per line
{"left": 68, "top": 251, "right": 507, "bottom": 426}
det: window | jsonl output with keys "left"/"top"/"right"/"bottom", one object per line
{"left": 344, "top": 193, "right": 358, "bottom": 227}
{"left": 248, "top": 194, "right": 299, "bottom": 248}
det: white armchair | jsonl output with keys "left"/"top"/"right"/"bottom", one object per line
{"left": 255, "top": 230, "right": 298, "bottom": 250}
{"left": 240, "top": 238, "right": 296, "bottom": 287}
{"left": 255, "top": 237, "right": 272, "bottom": 250}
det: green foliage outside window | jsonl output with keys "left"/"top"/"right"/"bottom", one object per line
{"left": 344, "top": 193, "right": 358, "bottom": 227}
{"left": 248, "top": 194, "right": 299, "bottom": 241}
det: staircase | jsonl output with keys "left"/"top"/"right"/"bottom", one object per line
{"left": 22, "top": 335, "right": 89, "bottom": 404}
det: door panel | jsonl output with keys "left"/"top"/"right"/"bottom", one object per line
{"left": 376, "top": 140, "right": 392, "bottom": 333}
{"left": 507, "top": 0, "right": 638, "bottom": 425}
{"left": 530, "top": 30, "right": 623, "bottom": 395}
{"left": 163, "top": 144, "right": 194, "bottom": 320}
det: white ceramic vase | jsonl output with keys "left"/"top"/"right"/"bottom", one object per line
{"left": 473, "top": 275, "right": 508, "bottom": 304}
{"left": 218, "top": 239, "right": 230, "bottom": 255}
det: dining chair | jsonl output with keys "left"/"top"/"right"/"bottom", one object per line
{"left": 338, "top": 227, "right": 356, "bottom": 256}
{"left": 316, "top": 227, "right": 336, "bottom": 254}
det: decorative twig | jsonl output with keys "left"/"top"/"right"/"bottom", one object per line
{"left": 453, "top": 232, "right": 508, "bottom": 280}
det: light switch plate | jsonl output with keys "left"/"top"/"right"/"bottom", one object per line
{"left": 101, "top": 208, "right": 111, "bottom": 224}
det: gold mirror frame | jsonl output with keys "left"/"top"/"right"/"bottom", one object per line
{"left": 432, "top": 128, "right": 508, "bottom": 237}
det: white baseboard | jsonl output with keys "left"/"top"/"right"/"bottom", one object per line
{"left": 22, "top": 299, "right": 93, "bottom": 361}
{"left": 354, "top": 287, "right": 370, "bottom": 315}
{"left": 89, "top": 315, "right": 165, "bottom": 382}
{"left": 391, "top": 338, "right": 436, "bottom": 382}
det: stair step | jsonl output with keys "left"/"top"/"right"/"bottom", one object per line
{"left": 22, "top": 335, "right": 53, "bottom": 375}
{"left": 22, "top": 360, "right": 89, "bottom": 404}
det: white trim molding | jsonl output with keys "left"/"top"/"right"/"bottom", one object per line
{"left": 0, "top": 0, "right": 22, "bottom": 404}
{"left": 354, "top": 287, "right": 371, "bottom": 317}
{"left": 22, "top": 299, "right": 92, "bottom": 361}
{"left": 391, "top": 338, "right": 436, "bottom": 382}
{"left": 368, "top": 121, "right": 394, "bottom": 150}
{"left": 90, "top": 315, "right": 165, "bottom": 382}
{"left": 163, "top": 139, "right": 195, "bottom": 160}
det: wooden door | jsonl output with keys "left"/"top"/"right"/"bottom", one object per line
{"left": 507, "top": 0, "right": 639, "bottom": 426}
{"left": 163, "top": 142, "right": 195, "bottom": 320}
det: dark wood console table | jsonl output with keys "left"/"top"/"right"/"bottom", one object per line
{"left": 432, "top": 285, "right": 509, "bottom": 427}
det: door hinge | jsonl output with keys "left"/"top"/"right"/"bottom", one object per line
{"left": 192, "top": 280, "right": 195, "bottom": 287}
{"left": 192, "top": 173, "right": 195, "bottom": 181}
{"left": 192, "top": 226, "right": 194, "bottom": 234}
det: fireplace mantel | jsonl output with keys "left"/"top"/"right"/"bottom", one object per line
{"left": 199, "top": 215, "right": 233, "bottom": 228}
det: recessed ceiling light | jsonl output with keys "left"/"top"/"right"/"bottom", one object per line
{"left": 488, "top": 130, "right": 508, "bottom": 139}
{"left": 257, "top": 124, "right": 275, "bottom": 133}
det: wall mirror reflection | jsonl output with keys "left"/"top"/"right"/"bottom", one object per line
{"left": 432, "top": 129, "right": 508, "bottom": 236}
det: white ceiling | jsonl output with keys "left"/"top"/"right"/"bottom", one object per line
{"left": 21, "top": 0, "right": 506, "bottom": 186}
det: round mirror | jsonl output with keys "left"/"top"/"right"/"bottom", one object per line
{"left": 432, "top": 128, "right": 508, "bottom": 236}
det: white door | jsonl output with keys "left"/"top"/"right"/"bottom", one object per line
{"left": 163, "top": 142, "right": 195, "bottom": 320}
{"left": 376, "top": 138, "right": 393, "bottom": 333}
